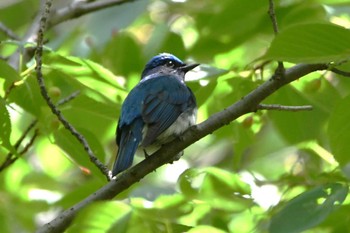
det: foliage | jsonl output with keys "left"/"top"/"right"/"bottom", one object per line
{"left": 1, "top": 0, "right": 350, "bottom": 232}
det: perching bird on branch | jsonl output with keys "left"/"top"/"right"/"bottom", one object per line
{"left": 112, "top": 53, "right": 198, "bottom": 176}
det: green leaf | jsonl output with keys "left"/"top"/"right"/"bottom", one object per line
{"left": 61, "top": 94, "right": 117, "bottom": 137}
{"left": 56, "top": 179, "right": 104, "bottom": 209}
{"left": 132, "top": 194, "right": 193, "bottom": 220}
{"left": 53, "top": 127, "right": 106, "bottom": 178}
{"left": 188, "top": 225, "right": 227, "bottom": 233}
{"left": 264, "top": 23, "right": 350, "bottom": 63}
{"left": 266, "top": 77, "right": 340, "bottom": 144}
{"left": 269, "top": 183, "right": 348, "bottom": 233}
{"left": 0, "top": 97, "right": 13, "bottom": 153}
{"left": 178, "top": 168, "right": 252, "bottom": 212}
{"left": 67, "top": 201, "right": 131, "bottom": 233}
{"left": 278, "top": 2, "right": 327, "bottom": 27}
{"left": 91, "top": 32, "right": 144, "bottom": 77}
{"left": 328, "top": 95, "right": 350, "bottom": 166}
{"left": 44, "top": 51, "right": 125, "bottom": 98}
{"left": 0, "top": 59, "right": 21, "bottom": 82}
{"left": 5, "top": 72, "right": 46, "bottom": 116}
{"left": 145, "top": 25, "right": 186, "bottom": 59}
{"left": 190, "top": 0, "right": 270, "bottom": 59}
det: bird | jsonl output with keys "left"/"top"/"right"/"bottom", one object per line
{"left": 112, "top": 53, "right": 198, "bottom": 177}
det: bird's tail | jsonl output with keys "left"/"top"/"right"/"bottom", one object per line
{"left": 112, "top": 120, "right": 143, "bottom": 176}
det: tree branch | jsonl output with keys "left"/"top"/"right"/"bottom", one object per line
{"left": 36, "top": 63, "right": 328, "bottom": 233}
{"left": 0, "top": 120, "right": 38, "bottom": 172}
{"left": 34, "top": 0, "right": 110, "bottom": 179}
{"left": 257, "top": 104, "right": 313, "bottom": 111}
{"left": 329, "top": 67, "right": 350, "bottom": 77}
{"left": 49, "top": 0, "right": 138, "bottom": 26}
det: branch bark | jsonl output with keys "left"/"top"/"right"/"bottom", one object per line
{"left": 36, "top": 63, "right": 328, "bottom": 233}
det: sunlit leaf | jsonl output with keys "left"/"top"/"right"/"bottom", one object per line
{"left": 67, "top": 201, "right": 131, "bottom": 233}
{"left": 0, "top": 97, "right": 14, "bottom": 153}
{"left": 328, "top": 95, "right": 350, "bottom": 166}
{"left": 188, "top": 225, "right": 227, "bottom": 233}
{"left": 53, "top": 127, "right": 106, "bottom": 179}
{"left": 179, "top": 168, "right": 252, "bottom": 212}
{"left": 132, "top": 195, "right": 193, "bottom": 219}
{"left": 0, "top": 59, "right": 21, "bottom": 82}
{"left": 264, "top": 23, "right": 350, "bottom": 63}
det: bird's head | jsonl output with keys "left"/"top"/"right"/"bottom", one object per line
{"left": 141, "top": 53, "right": 199, "bottom": 81}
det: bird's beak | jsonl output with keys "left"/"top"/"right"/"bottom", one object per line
{"left": 179, "top": 63, "right": 199, "bottom": 73}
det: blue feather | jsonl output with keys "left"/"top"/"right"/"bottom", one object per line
{"left": 112, "top": 118, "right": 143, "bottom": 176}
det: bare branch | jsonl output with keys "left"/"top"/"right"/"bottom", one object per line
{"left": 34, "top": 0, "right": 110, "bottom": 179}
{"left": 36, "top": 63, "right": 328, "bottom": 233}
{"left": 268, "top": 0, "right": 285, "bottom": 79}
{"left": 56, "top": 91, "right": 80, "bottom": 106}
{"left": 268, "top": 0, "right": 279, "bottom": 35}
{"left": 49, "top": 0, "right": 138, "bottom": 26}
{"left": 257, "top": 104, "right": 313, "bottom": 111}
{"left": 0, "top": 130, "right": 39, "bottom": 171}
{"left": 330, "top": 67, "right": 350, "bottom": 77}
{"left": 0, "top": 120, "right": 38, "bottom": 172}
{"left": 3, "top": 81, "right": 16, "bottom": 100}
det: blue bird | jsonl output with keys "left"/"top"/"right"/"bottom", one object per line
{"left": 112, "top": 53, "right": 198, "bottom": 177}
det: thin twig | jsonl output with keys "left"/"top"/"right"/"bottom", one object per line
{"left": 3, "top": 81, "right": 16, "bottom": 100}
{"left": 34, "top": 0, "right": 110, "bottom": 179}
{"left": 330, "top": 67, "right": 350, "bottom": 77}
{"left": 14, "top": 120, "right": 38, "bottom": 149}
{"left": 18, "top": 129, "right": 39, "bottom": 154}
{"left": 268, "top": 0, "right": 279, "bottom": 35}
{"left": 0, "top": 128, "right": 39, "bottom": 172}
{"left": 56, "top": 91, "right": 80, "bottom": 106}
{"left": 0, "top": 22, "right": 20, "bottom": 40}
{"left": 0, "top": 120, "right": 37, "bottom": 172}
{"left": 257, "top": 104, "right": 313, "bottom": 111}
{"left": 268, "top": 0, "right": 285, "bottom": 79}
{"left": 50, "top": 0, "right": 138, "bottom": 26}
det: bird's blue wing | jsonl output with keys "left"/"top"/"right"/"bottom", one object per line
{"left": 112, "top": 118, "right": 143, "bottom": 176}
{"left": 141, "top": 76, "right": 195, "bottom": 146}
{"left": 112, "top": 89, "right": 145, "bottom": 176}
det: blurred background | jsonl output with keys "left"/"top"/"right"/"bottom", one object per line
{"left": 1, "top": 0, "right": 350, "bottom": 232}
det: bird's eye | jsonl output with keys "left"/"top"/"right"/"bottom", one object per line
{"left": 166, "top": 60, "right": 174, "bottom": 67}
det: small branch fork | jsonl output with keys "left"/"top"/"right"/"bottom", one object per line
{"left": 0, "top": 91, "right": 81, "bottom": 172}
{"left": 34, "top": 0, "right": 110, "bottom": 179}
{"left": 0, "top": 120, "right": 38, "bottom": 172}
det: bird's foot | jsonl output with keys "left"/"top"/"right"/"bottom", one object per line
{"left": 169, "top": 151, "right": 184, "bottom": 164}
